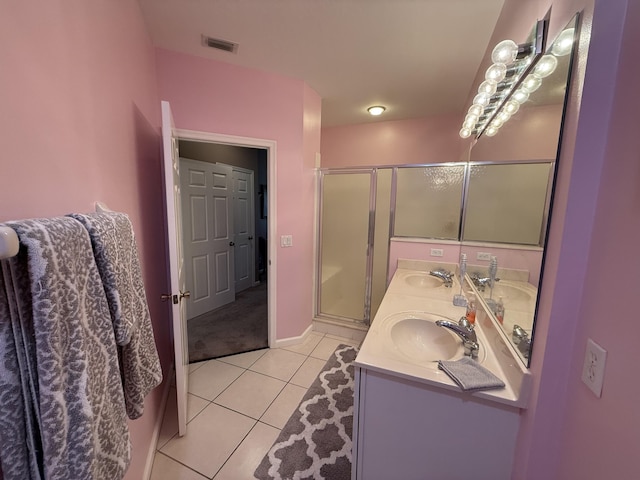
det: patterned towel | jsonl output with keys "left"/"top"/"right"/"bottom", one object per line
{"left": 69, "top": 212, "right": 162, "bottom": 419}
{"left": 0, "top": 262, "right": 43, "bottom": 480}
{"left": 0, "top": 218, "right": 130, "bottom": 480}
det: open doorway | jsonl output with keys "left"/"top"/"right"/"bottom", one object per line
{"left": 177, "top": 140, "right": 269, "bottom": 363}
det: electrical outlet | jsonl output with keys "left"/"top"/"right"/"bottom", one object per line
{"left": 581, "top": 338, "right": 607, "bottom": 397}
{"left": 430, "top": 248, "right": 444, "bottom": 257}
{"left": 477, "top": 252, "right": 492, "bottom": 261}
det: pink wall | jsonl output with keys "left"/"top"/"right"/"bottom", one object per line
{"left": 388, "top": 241, "right": 462, "bottom": 282}
{"left": 0, "top": 1, "right": 171, "bottom": 479}
{"left": 554, "top": 0, "right": 639, "bottom": 477}
{"left": 321, "top": 114, "right": 466, "bottom": 167}
{"left": 155, "top": 50, "right": 321, "bottom": 339}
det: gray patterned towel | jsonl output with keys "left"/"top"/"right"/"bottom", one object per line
{"left": 437, "top": 357, "right": 505, "bottom": 392}
{"left": 0, "top": 217, "right": 130, "bottom": 479}
{"left": 69, "top": 212, "right": 162, "bottom": 419}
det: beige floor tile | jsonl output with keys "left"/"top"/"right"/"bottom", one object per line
{"left": 150, "top": 452, "right": 208, "bottom": 480}
{"left": 260, "top": 383, "right": 307, "bottom": 429}
{"left": 309, "top": 336, "right": 350, "bottom": 360}
{"left": 188, "top": 359, "right": 245, "bottom": 400}
{"left": 214, "top": 370, "right": 286, "bottom": 419}
{"left": 289, "top": 356, "right": 327, "bottom": 389}
{"left": 189, "top": 361, "right": 206, "bottom": 373}
{"left": 217, "top": 348, "right": 268, "bottom": 369}
{"left": 325, "top": 332, "right": 364, "bottom": 346}
{"left": 281, "top": 332, "right": 324, "bottom": 356}
{"left": 249, "top": 348, "right": 307, "bottom": 381}
{"left": 157, "top": 389, "right": 211, "bottom": 449}
{"left": 160, "top": 403, "right": 256, "bottom": 478}
{"left": 213, "top": 422, "right": 280, "bottom": 480}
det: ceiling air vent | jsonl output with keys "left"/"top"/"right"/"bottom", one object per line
{"left": 202, "top": 35, "right": 238, "bottom": 54}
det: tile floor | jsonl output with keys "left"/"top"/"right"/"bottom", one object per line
{"left": 150, "top": 331, "right": 362, "bottom": 480}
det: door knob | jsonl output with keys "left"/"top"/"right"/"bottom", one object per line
{"left": 179, "top": 291, "right": 191, "bottom": 301}
{"left": 229, "top": 241, "right": 235, "bottom": 246}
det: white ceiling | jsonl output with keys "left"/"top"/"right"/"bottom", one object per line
{"left": 138, "top": 0, "right": 506, "bottom": 127}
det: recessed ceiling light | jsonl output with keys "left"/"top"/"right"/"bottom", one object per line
{"left": 367, "top": 106, "right": 386, "bottom": 116}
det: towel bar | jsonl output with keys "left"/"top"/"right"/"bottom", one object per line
{"left": 0, "top": 225, "right": 19, "bottom": 259}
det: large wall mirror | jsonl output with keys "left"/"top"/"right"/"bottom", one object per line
{"left": 461, "top": 14, "right": 579, "bottom": 365}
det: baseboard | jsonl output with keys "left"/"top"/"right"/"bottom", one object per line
{"left": 272, "top": 323, "right": 313, "bottom": 348}
{"left": 142, "top": 364, "right": 173, "bottom": 480}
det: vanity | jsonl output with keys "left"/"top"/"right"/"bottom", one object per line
{"left": 352, "top": 260, "right": 531, "bottom": 480}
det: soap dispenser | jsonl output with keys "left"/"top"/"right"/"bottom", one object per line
{"left": 495, "top": 296, "right": 505, "bottom": 324}
{"left": 465, "top": 294, "right": 477, "bottom": 324}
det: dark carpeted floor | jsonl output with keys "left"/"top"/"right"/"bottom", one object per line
{"left": 187, "top": 282, "right": 268, "bottom": 363}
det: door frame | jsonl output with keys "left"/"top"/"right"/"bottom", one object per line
{"left": 175, "top": 128, "right": 276, "bottom": 347}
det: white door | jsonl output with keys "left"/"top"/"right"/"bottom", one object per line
{"left": 180, "top": 158, "right": 235, "bottom": 318}
{"left": 161, "top": 101, "right": 189, "bottom": 436}
{"left": 232, "top": 167, "right": 255, "bottom": 293}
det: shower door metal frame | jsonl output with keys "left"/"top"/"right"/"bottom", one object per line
{"left": 316, "top": 168, "right": 377, "bottom": 326}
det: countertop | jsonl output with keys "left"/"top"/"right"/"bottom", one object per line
{"left": 354, "top": 264, "right": 530, "bottom": 409}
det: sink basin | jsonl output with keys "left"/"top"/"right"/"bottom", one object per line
{"left": 488, "top": 282, "right": 535, "bottom": 303}
{"left": 388, "top": 313, "right": 463, "bottom": 362}
{"left": 403, "top": 273, "right": 444, "bottom": 289}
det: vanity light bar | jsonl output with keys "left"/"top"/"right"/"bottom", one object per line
{"left": 460, "top": 20, "right": 550, "bottom": 139}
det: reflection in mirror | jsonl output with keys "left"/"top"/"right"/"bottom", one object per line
{"left": 463, "top": 162, "right": 553, "bottom": 245}
{"left": 394, "top": 165, "right": 465, "bottom": 239}
{"left": 462, "top": 14, "right": 579, "bottom": 366}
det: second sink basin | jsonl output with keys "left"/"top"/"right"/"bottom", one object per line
{"left": 403, "top": 273, "right": 444, "bottom": 289}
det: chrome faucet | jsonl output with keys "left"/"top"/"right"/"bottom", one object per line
{"left": 470, "top": 272, "right": 500, "bottom": 292}
{"left": 429, "top": 268, "right": 453, "bottom": 288}
{"left": 435, "top": 317, "right": 479, "bottom": 359}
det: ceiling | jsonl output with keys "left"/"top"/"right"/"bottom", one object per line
{"left": 138, "top": 0, "right": 506, "bottom": 127}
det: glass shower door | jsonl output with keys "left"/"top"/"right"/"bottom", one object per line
{"left": 318, "top": 171, "right": 373, "bottom": 323}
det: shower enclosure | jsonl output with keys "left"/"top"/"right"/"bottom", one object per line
{"left": 317, "top": 169, "right": 391, "bottom": 326}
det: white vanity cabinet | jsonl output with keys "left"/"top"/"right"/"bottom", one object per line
{"left": 352, "top": 366, "right": 520, "bottom": 480}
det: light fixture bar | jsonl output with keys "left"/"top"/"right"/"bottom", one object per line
{"left": 459, "top": 19, "right": 548, "bottom": 140}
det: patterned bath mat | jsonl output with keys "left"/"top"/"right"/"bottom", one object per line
{"left": 254, "top": 344, "right": 358, "bottom": 480}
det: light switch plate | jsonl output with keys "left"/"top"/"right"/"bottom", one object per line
{"left": 430, "top": 248, "right": 444, "bottom": 257}
{"left": 581, "top": 338, "right": 607, "bottom": 398}
{"left": 280, "top": 235, "right": 293, "bottom": 247}
{"left": 477, "top": 252, "right": 492, "bottom": 261}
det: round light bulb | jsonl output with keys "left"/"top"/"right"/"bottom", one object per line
{"left": 491, "top": 117, "right": 504, "bottom": 128}
{"left": 521, "top": 75, "right": 542, "bottom": 93}
{"left": 491, "top": 39, "right": 519, "bottom": 65}
{"left": 552, "top": 28, "right": 575, "bottom": 56}
{"left": 367, "top": 105, "right": 386, "bottom": 116}
{"left": 459, "top": 127, "right": 472, "bottom": 139}
{"left": 485, "top": 125, "right": 499, "bottom": 137}
{"left": 533, "top": 55, "right": 558, "bottom": 78}
{"left": 512, "top": 89, "right": 530, "bottom": 104}
{"left": 486, "top": 63, "right": 507, "bottom": 83}
{"left": 468, "top": 104, "right": 484, "bottom": 117}
{"left": 473, "top": 92, "right": 491, "bottom": 107}
{"left": 504, "top": 100, "right": 520, "bottom": 115}
{"left": 478, "top": 80, "right": 497, "bottom": 96}
{"left": 463, "top": 117, "right": 476, "bottom": 129}
{"left": 496, "top": 110, "right": 511, "bottom": 123}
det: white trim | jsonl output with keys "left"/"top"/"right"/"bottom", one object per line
{"left": 273, "top": 324, "right": 313, "bottom": 348}
{"left": 142, "top": 368, "right": 174, "bottom": 480}
{"left": 173, "top": 128, "right": 278, "bottom": 347}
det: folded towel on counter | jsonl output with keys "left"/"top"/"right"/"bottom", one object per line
{"left": 70, "top": 212, "right": 162, "bottom": 419}
{"left": 437, "top": 357, "right": 505, "bottom": 392}
{"left": 2, "top": 217, "right": 130, "bottom": 480}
